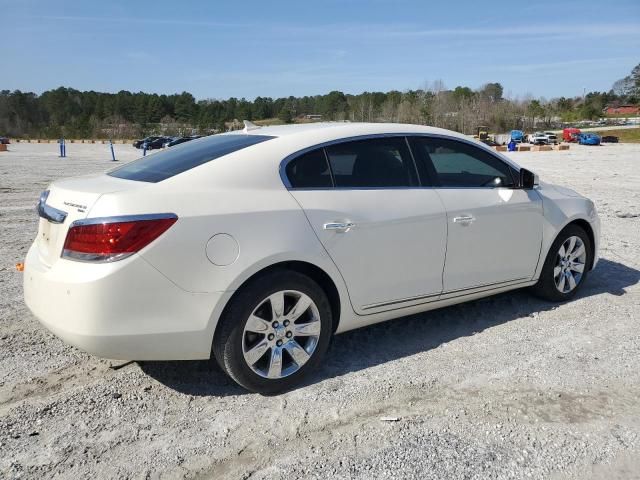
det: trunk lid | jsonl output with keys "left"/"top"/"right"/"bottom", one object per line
{"left": 35, "top": 174, "right": 141, "bottom": 267}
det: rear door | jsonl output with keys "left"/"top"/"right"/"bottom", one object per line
{"left": 286, "top": 137, "right": 447, "bottom": 314}
{"left": 409, "top": 136, "right": 543, "bottom": 293}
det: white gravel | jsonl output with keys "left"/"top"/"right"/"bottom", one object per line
{"left": 0, "top": 141, "right": 639, "bottom": 479}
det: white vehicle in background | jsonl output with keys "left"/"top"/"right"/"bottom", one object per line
{"left": 24, "top": 122, "right": 600, "bottom": 394}
{"left": 544, "top": 132, "right": 558, "bottom": 144}
{"left": 529, "top": 132, "right": 549, "bottom": 145}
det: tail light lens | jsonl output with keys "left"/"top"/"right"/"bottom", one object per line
{"left": 62, "top": 214, "right": 177, "bottom": 262}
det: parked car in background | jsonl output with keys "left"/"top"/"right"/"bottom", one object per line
{"left": 528, "top": 132, "right": 549, "bottom": 145}
{"left": 0, "top": 136, "right": 10, "bottom": 144}
{"left": 563, "top": 128, "right": 581, "bottom": 143}
{"left": 578, "top": 133, "right": 601, "bottom": 145}
{"left": 601, "top": 135, "right": 619, "bottom": 143}
{"left": 544, "top": 132, "right": 558, "bottom": 144}
{"left": 510, "top": 130, "right": 525, "bottom": 143}
{"left": 24, "top": 122, "right": 600, "bottom": 394}
{"left": 133, "top": 136, "right": 162, "bottom": 149}
{"left": 146, "top": 136, "right": 173, "bottom": 150}
{"left": 164, "top": 135, "right": 203, "bottom": 148}
{"left": 161, "top": 137, "right": 180, "bottom": 148}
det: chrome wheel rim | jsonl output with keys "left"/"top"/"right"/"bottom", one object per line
{"left": 554, "top": 235, "right": 587, "bottom": 293}
{"left": 242, "top": 290, "right": 321, "bottom": 379}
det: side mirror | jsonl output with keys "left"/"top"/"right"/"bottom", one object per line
{"left": 520, "top": 168, "right": 537, "bottom": 189}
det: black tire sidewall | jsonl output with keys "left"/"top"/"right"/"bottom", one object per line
{"left": 534, "top": 225, "right": 592, "bottom": 302}
{"left": 214, "top": 271, "right": 333, "bottom": 395}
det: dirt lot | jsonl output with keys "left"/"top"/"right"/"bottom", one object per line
{"left": 1, "top": 142, "right": 639, "bottom": 479}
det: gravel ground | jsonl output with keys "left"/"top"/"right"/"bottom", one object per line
{"left": 0, "top": 142, "right": 639, "bottom": 479}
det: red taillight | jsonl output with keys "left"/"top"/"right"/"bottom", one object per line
{"left": 62, "top": 215, "right": 177, "bottom": 262}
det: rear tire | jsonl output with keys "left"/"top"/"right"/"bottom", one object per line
{"left": 213, "top": 270, "right": 333, "bottom": 394}
{"left": 531, "top": 225, "right": 591, "bottom": 302}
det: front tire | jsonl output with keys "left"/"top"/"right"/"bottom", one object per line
{"left": 532, "top": 225, "right": 591, "bottom": 302}
{"left": 213, "top": 270, "right": 333, "bottom": 394}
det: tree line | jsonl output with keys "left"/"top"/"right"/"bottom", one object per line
{"left": 1, "top": 63, "right": 637, "bottom": 139}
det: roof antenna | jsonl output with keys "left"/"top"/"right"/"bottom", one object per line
{"left": 243, "top": 120, "right": 261, "bottom": 132}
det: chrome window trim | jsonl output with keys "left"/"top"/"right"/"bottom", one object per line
{"left": 279, "top": 132, "right": 521, "bottom": 191}
{"left": 280, "top": 133, "right": 422, "bottom": 190}
{"left": 408, "top": 134, "right": 519, "bottom": 188}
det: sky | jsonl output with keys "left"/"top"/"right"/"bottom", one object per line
{"left": 2, "top": 0, "right": 639, "bottom": 101}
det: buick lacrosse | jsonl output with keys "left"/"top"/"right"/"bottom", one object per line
{"left": 24, "top": 122, "right": 599, "bottom": 393}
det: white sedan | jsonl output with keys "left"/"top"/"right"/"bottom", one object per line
{"left": 24, "top": 122, "right": 600, "bottom": 394}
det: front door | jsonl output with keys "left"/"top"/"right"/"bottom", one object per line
{"left": 409, "top": 136, "right": 543, "bottom": 292}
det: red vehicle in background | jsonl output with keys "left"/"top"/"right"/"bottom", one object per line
{"left": 563, "top": 128, "right": 581, "bottom": 142}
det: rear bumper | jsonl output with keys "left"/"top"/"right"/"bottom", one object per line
{"left": 23, "top": 244, "right": 224, "bottom": 360}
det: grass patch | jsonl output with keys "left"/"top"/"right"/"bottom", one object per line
{"left": 253, "top": 118, "right": 285, "bottom": 126}
{"left": 251, "top": 117, "right": 327, "bottom": 126}
{"left": 603, "top": 113, "right": 639, "bottom": 118}
{"left": 594, "top": 128, "right": 640, "bottom": 143}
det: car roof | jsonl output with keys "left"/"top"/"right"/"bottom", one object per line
{"left": 226, "top": 121, "right": 472, "bottom": 142}
{"left": 158, "top": 122, "right": 523, "bottom": 188}
{"left": 224, "top": 121, "right": 517, "bottom": 165}
{"left": 239, "top": 122, "right": 520, "bottom": 168}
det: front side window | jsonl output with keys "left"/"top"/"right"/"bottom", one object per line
{"left": 109, "top": 134, "right": 274, "bottom": 183}
{"left": 324, "top": 137, "right": 418, "bottom": 188}
{"left": 285, "top": 148, "right": 332, "bottom": 188}
{"left": 411, "top": 137, "right": 515, "bottom": 188}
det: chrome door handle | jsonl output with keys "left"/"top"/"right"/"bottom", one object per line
{"left": 323, "top": 222, "right": 355, "bottom": 232}
{"left": 453, "top": 215, "right": 475, "bottom": 225}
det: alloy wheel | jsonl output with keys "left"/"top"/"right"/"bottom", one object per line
{"left": 242, "top": 290, "right": 321, "bottom": 379}
{"left": 554, "top": 235, "right": 587, "bottom": 293}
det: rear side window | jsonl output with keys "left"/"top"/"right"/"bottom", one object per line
{"left": 285, "top": 149, "right": 332, "bottom": 188}
{"left": 324, "top": 138, "right": 418, "bottom": 188}
{"left": 410, "top": 137, "right": 515, "bottom": 188}
{"left": 109, "top": 134, "right": 274, "bottom": 182}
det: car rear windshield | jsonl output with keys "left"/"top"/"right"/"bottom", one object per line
{"left": 108, "top": 134, "right": 274, "bottom": 182}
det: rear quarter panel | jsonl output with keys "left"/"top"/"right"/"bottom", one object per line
{"left": 87, "top": 152, "right": 355, "bottom": 332}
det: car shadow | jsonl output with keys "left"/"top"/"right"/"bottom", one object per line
{"left": 140, "top": 258, "right": 639, "bottom": 396}
{"left": 139, "top": 357, "right": 246, "bottom": 397}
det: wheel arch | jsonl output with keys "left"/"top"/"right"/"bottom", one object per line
{"left": 567, "top": 218, "right": 596, "bottom": 270}
{"left": 550, "top": 218, "right": 596, "bottom": 271}
{"left": 213, "top": 260, "right": 343, "bottom": 342}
